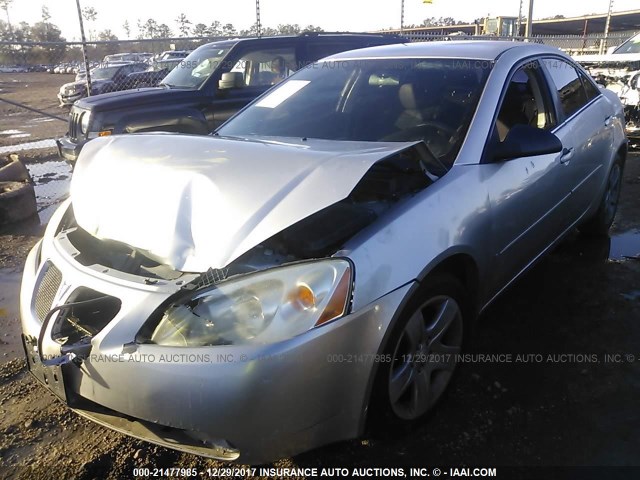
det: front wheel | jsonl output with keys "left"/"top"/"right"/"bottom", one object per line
{"left": 580, "top": 155, "right": 624, "bottom": 236}
{"left": 373, "top": 274, "right": 468, "bottom": 423}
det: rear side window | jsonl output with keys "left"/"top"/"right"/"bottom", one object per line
{"left": 579, "top": 70, "right": 601, "bottom": 101}
{"left": 543, "top": 58, "right": 588, "bottom": 120}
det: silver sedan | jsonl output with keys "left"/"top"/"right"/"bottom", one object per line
{"left": 21, "top": 41, "right": 627, "bottom": 464}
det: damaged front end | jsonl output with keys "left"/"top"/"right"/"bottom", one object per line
{"left": 20, "top": 133, "right": 441, "bottom": 463}
{"left": 578, "top": 56, "right": 640, "bottom": 142}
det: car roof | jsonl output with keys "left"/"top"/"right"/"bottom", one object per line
{"left": 199, "top": 33, "right": 405, "bottom": 50}
{"left": 328, "top": 40, "right": 563, "bottom": 61}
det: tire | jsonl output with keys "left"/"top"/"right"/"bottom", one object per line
{"left": 372, "top": 274, "right": 469, "bottom": 426}
{"left": 580, "top": 155, "right": 624, "bottom": 236}
{"left": 0, "top": 181, "right": 37, "bottom": 226}
{"left": 0, "top": 154, "right": 31, "bottom": 183}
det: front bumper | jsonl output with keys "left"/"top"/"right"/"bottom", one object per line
{"left": 56, "top": 136, "right": 85, "bottom": 163}
{"left": 20, "top": 214, "right": 412, "bottom": 463}
{"left": 57, "top": 91, "right": 86, "bottom": 106}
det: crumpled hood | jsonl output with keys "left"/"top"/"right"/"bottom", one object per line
{"left": 71, "top": 134, "right": 416, "bottom": 272}
{"left": 574, "top": 52, "right": 640, "bottom": 64}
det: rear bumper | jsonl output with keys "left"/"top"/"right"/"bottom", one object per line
{"left": 56, "top": 136, "right": 85, "bottom": 163}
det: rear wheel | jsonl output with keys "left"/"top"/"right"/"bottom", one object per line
{"left": 580, "top": 155, "right": 623, "bottom": 236}
{"left": 373, "top": 274, "right": 468, "bottom": 423}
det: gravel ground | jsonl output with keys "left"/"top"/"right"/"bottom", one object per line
{"left": 0, "top": 153, "right": 639, "bottom": 479}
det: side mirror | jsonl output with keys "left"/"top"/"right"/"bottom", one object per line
{"left": 218, "top": 72, "right": 244, "bottom": 90}
{"left": 492, "top": 124, "right": 563, "bottom": 162}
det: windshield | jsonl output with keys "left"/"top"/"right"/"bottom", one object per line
{"left": 91, "top": 66, "right": 122, "bottom": 80}
{"left": 161, "top": 45, "right": 232, "bottom": 89}
{"left": 614, "top": 34, "right": 640, "bottom": 54}
{"left": 217, "top": 58, "right": 491, "bottom": 166}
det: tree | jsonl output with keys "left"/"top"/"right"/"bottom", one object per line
{"left": 156, "top": 23, "right": 172, "bottom": 38}
{"left": 192, "top": 23, "right": 208, "bottom": 37}
{"left": 123, "top": 20, "right": 130, "bottom": 39}
{"left": 208, "top": 20, "right": 222, "bottom": 36}
{"left": 30, "top": 20, "right": 66, "bottom": 63}
{"left": 302, "top": 25, "right": 324, "bottom": 33}
{"left": 82, "top": 7, "right": 97, "bottom": 22}
{"left": 142, "top": 18, "right": 158, "bottom": 38}
{"left": 277, "top": 24, "right": 301, "bottom": 35}
{"left": 175, "top": 13, "right": 191, "bottom": 37}
{"left": 81, "top": 6, "right": 98, "bottom": 40}
{"left": 41, "top": 5, "right": 50, "bottom": 23}
{"left": 0, "top": 0, "right": 13, "bottom": 40}
{"left": 222, "top": 23, "right": 237, "bottom": 36}
{"left": 136, "top": 18, "right": 144, "bottom": 39}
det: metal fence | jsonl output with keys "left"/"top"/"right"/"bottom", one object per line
{"left": 0, "top": 31, "right": 637, "bottom": 226}
{"left": 398, "top": 32, "right": 637, "bottom": 55}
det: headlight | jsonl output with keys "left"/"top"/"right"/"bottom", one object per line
{"left": 148, "top": 259, "right": 352, "bottom": 347}
{"left": 80, "top": 112, "right": 90, "bottom": 134}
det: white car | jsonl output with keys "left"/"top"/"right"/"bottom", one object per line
{"left": 574, "top": 33, "right": 640, "bottom": 142}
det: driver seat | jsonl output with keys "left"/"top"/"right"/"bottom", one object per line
{"left": 395, "top": 84, "right": 424, "bottom": 130}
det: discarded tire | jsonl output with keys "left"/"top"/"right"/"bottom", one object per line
{"left": 0, "top": 154, "right": 31, "bottom": 183}
{"left": 0, "top": 181, "right": 38, "bottom": 226}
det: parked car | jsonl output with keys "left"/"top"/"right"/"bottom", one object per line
{"left": 22, "top": 41, "right": 627, "bottom": 463}
{"left": 57, "top": 62, "right": 148, "bottom": 106}
{"left": 158, "top": 50, "right": 191, "bottom": 61}
{"left": 574, "top": 32, "right": 640, "bottom": 143}
{"left": 125, "top": 57, "right": 188, "bottom": 89}
{"left": 55, "top": 33, "right": 407, "bottom": 163}
{"left": 103, "top": 52, "right": 151, "bottom": 63}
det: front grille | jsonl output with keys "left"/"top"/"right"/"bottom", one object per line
{"left": 35, "top": 262, "right": 63, "bottom": 322}
{"left": 69, "top": 110, "right": 80, "bottom": 140}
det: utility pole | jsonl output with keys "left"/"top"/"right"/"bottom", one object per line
{"left": 517, "top": 0, "right": 524, "bottom": 37}
{"left": 75, "top": 0, "right": 92, "bottom": 96}
{"left": 525, "top": 0, "right": 534, "bottom": 38}
{"left": 603, "top": 0, "right": 614, "bottom": 52}
{"left": 400, "top": 0, "right": 405, "bottom": 32}
{"left": 256, "top": 0, "right": 262, "bottom": 37}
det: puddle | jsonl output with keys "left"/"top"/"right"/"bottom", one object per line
{"left": 0, "top": 139, "right": 56, "bottom": 154}
{"left": 609, "top": 230, "right": 640, "bottom": 260}
{"left": 25, "top": 160, "right": 71, "bottom": 224}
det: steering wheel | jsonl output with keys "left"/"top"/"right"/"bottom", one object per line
{"left": 381, "top": 121, "right": 456, "bottom": 142}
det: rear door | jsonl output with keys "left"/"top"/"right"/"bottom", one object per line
{"left": 541, "top": 57, "right": 614, "bottom": 225}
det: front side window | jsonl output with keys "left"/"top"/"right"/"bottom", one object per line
{"left": 161, "top": 45, "right": 233, "bottom": 89}
{"left": 217, "top": 58, "right": 491, "bottom": 167}
{"left": 229, "top": 47, "right": 297, "bottom": 88}
{"left": 494, "top": 62, "right": 554, "bottom": 142}
{"left": 543, "top": 58, "right": 588, "bottom": 120}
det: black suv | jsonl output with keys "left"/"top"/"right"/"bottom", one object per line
{"left": 57, "top": 62, "right": 149, "bottom": 106}
{"left": 57, "top": 33, "right": 406, "bottom": 163}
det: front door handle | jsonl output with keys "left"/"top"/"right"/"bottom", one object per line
{"left": 560, "top": 147, "right": 574, "bottom": 164}
{"left": 604, "top": 115, "right": 612, "bottom": 127}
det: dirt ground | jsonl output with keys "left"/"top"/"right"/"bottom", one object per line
{"left": 0, "top": 72, "right": 71, "bottom": 149}
{"left": 0, "top": 154, "right": 639, "bottom": 479}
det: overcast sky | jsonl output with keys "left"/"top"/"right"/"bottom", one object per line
{"left": 7, "top": 0, "right": 640, "bottom": 40}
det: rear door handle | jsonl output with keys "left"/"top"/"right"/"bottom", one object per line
{"left": 560, "top": 147, "right": 574, "bottom": 164}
